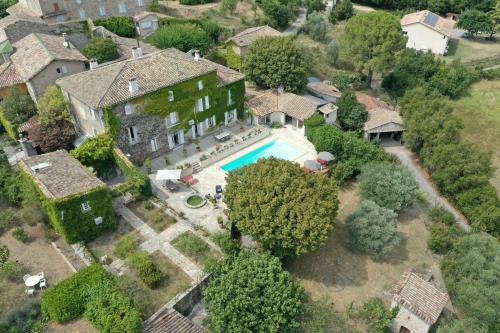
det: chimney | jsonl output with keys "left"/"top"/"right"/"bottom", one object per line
{"left": 89, "top": 58, "right": 98, "bottom": 70}
{"left": 131, "top": 46, "right": 143, "bottom": 59}
{"left": 62, "top": 33, "right": 69, "bottom": 48}
{"left": 129, "top": 78, "right": 139, "bottom": 93}
{"left": 194, "top": 50, "right": 201, "bottom": 61}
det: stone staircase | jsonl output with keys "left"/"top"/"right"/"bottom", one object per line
{"left": 192, "top": 162, "right": 202, "bottom": 173}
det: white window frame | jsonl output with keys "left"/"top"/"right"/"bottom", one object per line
{"left": 169, "top": 111, "right": 178, "bottom": 126}
{"left": 137, "top": 0, "right": 144, "bottom": 6}
{"left": 196, "top": 98, "right": 204, "bottom": 112}
{"left": 204, "top": 96, "right": 210, "bottom": 109}
{"left": 151, "top": 137, "right": 158, "bottom": 152}
{"left": 124, "top": 103, "right": 134, "bottom": 115}
{"left": 168, "top": 91, "right": 174, "bottom": 102}
{"left": 81, "top": 201, "right": 91, "bottom": 212}
{"left": 118, "top": 2, "right": 126, "bottom": 14}
{"left": 99, "top": 6, "right": 106, "bottom": 16}
{"left": 90, "top": 108, "right": 96, "bottom": 119}
{"left": 78, "top": 8, "right": 86, "bottom": 19}
{"left": 94, "top": 216, "right": 103, "bottom": 225}
{"left": 197, "top": 80, "right": 204, "bottom": 90}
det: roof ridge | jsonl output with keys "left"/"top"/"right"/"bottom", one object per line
{"left": 97, "top": 61, "right": 127, "bottom": 108}
{"left": 32, "top": 32, "right": 55, "bottom": 61}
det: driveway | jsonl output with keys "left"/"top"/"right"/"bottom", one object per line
{"left": 282, "top": 7, "right": 307, "bottom": 36}
{"left": 384, "top": 145, "right": 470, "bottom": 232}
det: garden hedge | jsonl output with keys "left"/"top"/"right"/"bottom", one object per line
{"left": 42, "top": 264, "right": 142, "bottom": 332}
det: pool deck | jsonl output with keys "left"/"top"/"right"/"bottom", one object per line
{"left": 192, "top": 126, "right": 317, "bottom": 196}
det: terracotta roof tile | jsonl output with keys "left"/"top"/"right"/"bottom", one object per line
{"left": 307, "top": 81, "right": 342, "bottom": 98}
{"left": 248, "top": 90, "right": 318, "bottom": 121}
{"left": 401, "top": 10, "right": 455, "bottom": 37}
{"left": 364, "top": 107, "right": 404, "bottom": 132}
{"left": 143, "top": 309, "right": 206, "bottom": 333}
{"left": 0, "top": 61, "right": 24, "bottom": 88}
{"left": 229, "top": 25, "right": 281, "bottom": 47}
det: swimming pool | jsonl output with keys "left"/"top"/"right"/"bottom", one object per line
{"left": 221, "top": 140, "right": 302, "bottom": 172}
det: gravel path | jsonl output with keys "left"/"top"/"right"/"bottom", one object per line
{"left": 384, "top": 145, "right": 470, "bottom": 232}
{"left": 282, "top": 7, "right": 307, "bottom": 36}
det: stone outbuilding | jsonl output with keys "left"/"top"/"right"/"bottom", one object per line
{"left": 391, "top": 271, "right": 449, "bottom": 333}
{"left": 307, "top": 80, "right": 342, "bottom": 103}
{"left": 133, "top": 11, "right": 159, "bottom": 37}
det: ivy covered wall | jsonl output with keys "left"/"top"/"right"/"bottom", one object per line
{"left": 226, "top": 43, "right": 243, "bottom": 71}
{"left": 21, "top": 169, "right": 116, "bottom": 244}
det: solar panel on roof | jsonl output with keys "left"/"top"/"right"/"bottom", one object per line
{"left": 423, "top": 12, "right": 439, "bottom": 27}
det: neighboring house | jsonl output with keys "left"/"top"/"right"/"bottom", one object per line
{"left": 0, "top": 61, "right": 26, "bottom": 100}
{"left": 143, "top": 308, "right": 206, "bottom": 333}
{"left": 307, "top": 80, "right": 342, "bottom": 103}
{"left": 401, "top": 10, "right": 455, "bottom": 55}
{"left": 247, "top": 90, "right": 336, "bottom": 130}
{"left": 18, "top": 150, "right": 116, "bottom": 243}
{"left": 225, "top": 25, "right": 281, "bottom": 70}
{"left": 133, "top": 11, "right": 159, "bottom": 37}
{"left": 0, "top": 33, "right": 86, "bottom": 103}
{"left": 0, "top": 10, "right": 53, "bottom": 47}
{"left": 391, "top": 270, "right": 449, "bottom": 333}
{"left": 8, "top": 0, "right": 152, "bottom": 24}
{"left": 57, "top": 48, "right": 245, "bottom": 163}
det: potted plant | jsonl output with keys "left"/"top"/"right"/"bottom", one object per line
{"left": 193, "top": 138, "right": 201, "bottom": 151}
{"left": 144, "top": 158, "right": 152, "bottom": 174}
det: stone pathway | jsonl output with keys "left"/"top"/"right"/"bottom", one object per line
{"left": 114, "top": 199, "right": 222, "bottom": 281}
{"left": 282, "top": 7, "right": 307, "bottom": 36}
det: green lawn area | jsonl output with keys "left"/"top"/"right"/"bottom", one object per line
{"left": 451, "top": 79, "right": 500, "bottom": 192}
{"left": 172, "top": 231, "right": 220, "bottom": 271}
{"left": 443, "top": 37, "right": 500, "bottom": 66}
{"left": 127, "top": 199, "right": 177, "bottom": 233}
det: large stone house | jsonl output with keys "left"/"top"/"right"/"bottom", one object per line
{"left": 225, "top": 25, "right": 281, "bottom": 70}
{"left": 401, "top": 10, "right": 455, "bottom": 55}
{"left": 8, "top": 0, "right": 152, "bottom": 24}
{"left": 57, "top": 48, "right": 245, "bottom": 163}
{"left": 0, "top": 33, "right": 86, "bottom": 103}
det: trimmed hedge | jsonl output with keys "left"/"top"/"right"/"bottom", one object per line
{"left": 127, "top": 251, "right": 164, "bottom": 288}
{"left": 42, "top": 264, "right": 142, "bottom": 332}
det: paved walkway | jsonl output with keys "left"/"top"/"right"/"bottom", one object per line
{"left": 114, "top": 200, "right": 212, "bottom": 280}
{"left": 282, "top": 7, "right": 307, "bottom": 36}
{"left": 384, "top": 146, "right": 470, "bottom": 232}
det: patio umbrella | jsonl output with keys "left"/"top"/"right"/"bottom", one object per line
{"left": 156, "top": 169, "right": 182, "bottom": 181}
{"left": 318, "top": 151, "right": 335, "bottom": 164}
{"left": 304, "top": 159, "right": 321, "bottom": 172}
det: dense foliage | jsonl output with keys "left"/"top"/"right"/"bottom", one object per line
{"left": 179, "top": 0, "right": 214, "bottom": 5}
{"left": 428, "top": 222, "right": 460, "bottom": 254}
{"left": 336, "top": 90, "right": 368, "bottom": 133}
{"left": 224, "top": 158, "right": 338, "bottom": 258}
{"left": 257, "top": 0, "right": 298, "bottom": 28}
{"left": 305, "top": 0, "right": 326, "bottom": 12}
{"left": 0, "top": 0, "right": 16, "bottom": 18}
{"left": 94, "top": 16, "right": 136, "bottom": 37}
{"left": 30, "top": 86, "right": 76, "bottom": 153}
{"left": 244, "top": 37, "right": 307, "bottom": 93}
{"left": 341, "top": 12, "right": 406, "bottom": 86}
{"left": 221, "top": 0, "right": 237, "bottom": 14}
{"left": 82, "top": 37, "right": 119, "bottom": 64}
{"left": 357, "top": 297, "right": 398, "bottom": 333}
{"left": 329, "top": 0, "right": 354, "bottom": 24}
{"left": 441, "top": 233, "right": 499, "bottom": 332}
{"left": 347, "top": 200, "right": 400, "bottom": 259}
{"left": 303, "top": 11, "right": 327, "bottom": 42}
{"left": 305, "top": 117, "right": 390, "bottom": 181}
{"left": 358, "top": 162, "right": 418, "bottom": 212}
{"left": 436, "top": 318, "right": 489, "bottom": 333}
{"left": 353, "top": 0, "right": 496, "bottom": 13}
{"left": 0, "top": 87, "right": 36, "bottom": 126}
{"left": 127, "top": 251, "right": 164, "bottom": 288}
{"left": 158, "top": 18, "right": 223, "bottom": 43}
{"left": 71, "top": 134, "right": 115, "bottom": 178}
{"left": 458, "top": 9, "right": 495, "bottom": 38}
{"left": 0, "top": 299, "right": 42, "bottom": 333}
{"left": 149, "top": 23, "right": 213, "bottom": 53}
{"left": 41, "top": 264, "right": 142, "bottom": 332}
{"left": 203, "top": 250, "right": 304, "bottom": 333}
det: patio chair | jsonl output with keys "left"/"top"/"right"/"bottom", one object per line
{"left": 26, "top": 288, "right": 35, "bottom": 296}
{"left": 23, "top": 274, "right": 31, "bottom": 282}
{"left": 39, "top": 278, "right": 47, "bottom": 289}
{"left": 37, "top": 272, "right": 44, "bottom": 278}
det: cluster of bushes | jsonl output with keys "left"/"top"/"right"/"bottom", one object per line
{"left": 427, "top": 206, "right": 462, "bottom": 254}
{"left": 157, "top": 17, "right": 223, "bottom": 43}
{"left": 149, "top": 23, "right": 213, "bottom": 53}
{"left": 400, "top": 88, "right": 500, "bottom": 236}
{"left": 0, "top": 87, "right": 36, "bottom": 140}
{"left": 93, "top": 16, "right": 136, "bottom": 38}
{"left": 353, "top": 0, "right": 495, "bottom": 14}
{"left": 304, "top": 115, "right": 390, "bottom": 182}
{"left": 41, "top": 264, "right": 142, "bottom": 332}
{"left": 172, "top": 232, "right": 219, "bottom": 271}
{"left": 336, "top": 90, "right": 368, "bottom": 133}
{"left": 257, "top": 0, "right": 299, "bottom": 28}
{"left": 179, "top": 0, "right": 214, "bottom": 5}
{"left": 0, "top": 299, "right": 43, "bottom": 333}
{"left": 82, "top": 37, "right": 119, "bottom": 64}
{"left": 329, "top": 0, "right": 354, "bottom": 24}
{"left": 114, "top": 235, "right": 164, "bottom": 288}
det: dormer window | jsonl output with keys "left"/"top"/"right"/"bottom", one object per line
{"left": 168, "top": 91, "right": 174, "bottom": 102}
{"left": 197, "top": 80, "right": 204, "bottom": 90}
{"left": 129, "top": 78, "right": 139, "bottom": 93}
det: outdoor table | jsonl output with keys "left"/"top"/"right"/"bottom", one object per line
{"left": 25, "top": 275, "right": 41, "bottom": 288}
{"left": 215, "top": 131, "right": 231, "bottom": 142}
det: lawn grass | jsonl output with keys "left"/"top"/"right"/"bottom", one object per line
{"left": 127, "top": 199, "right": 177, "bottom": 233}
{"left": 186, "top": 195, "right": 204, "bottom": 206}
{"left": 87, "top": 218, "right": 139, "bottom": 261}
{"left": 172, "top": 231, "right": 220, "bottom": 271}
{"left": 443, "top": 37, "right": 500, "bottom": 65}
{"left": 451, "top": 79, "right": 500, "bottom": 192}
{"left": 288, "top": 183, "right": 440, "bottom": 316}
{"left": 116, "top": 250, "right": 192, "bottom": 318}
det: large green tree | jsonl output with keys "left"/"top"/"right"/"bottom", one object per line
{"left": 458, "top": 9, "right": 495, "bottom": 38}
{"left": 82, "top": 37, "right": 119, "bottom": 64}
{"left": 224, "top": 158, "right": 339, "bottom": 257}
{"left": 244, "top": 37, "right": 307, "bottom": 93}
{"left": 441, "top": 233, "right": 500, "bottom": 332}
{"left": 203, "top": 250, "right": 304, "bottom": 333}
{"left": 329, "top": 0, "right": 354, "bottom": 24}
{"left": 0, "top": 87, "right": 36, "bottom": 125}
{"left": 358, "top": 162, "right": 418, "bottom": 212}
{"left": 336, "top": 90, "right": 368, "bottom": 133}
{"left": 303, "top": 11, "right": 328, "bottom": 42}
{"left": 347, "top": 200, "right": 400, "bottom": 260}
{"left": 0, "top": 0, "right": 16, "bottom": 18}
{"left": 340, "top": 12, "right": 406, "bottom": 87}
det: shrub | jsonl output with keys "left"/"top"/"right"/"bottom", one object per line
{"left": 347, "top": 200, "right": 401, "bottom": 260}
{"left": 0, "top": 208, "right": 17, "bottom": 234}
{"left": 71, "top": 134, "right": 115, "bottom": 178}
{"left": 326, "top": 39, "right": 340, "bottom": 66}
{"left": 303, "top": 11, "right": 327, "bottom": 42}
{"left": 149, "top": 23, "right": 213, "bottom": 53}
{"left": 94, "top": 16, "right": 136, "bottom": 37}
{"left": 173, "top": 232, "right": 210, "bottom": 259}
{"left": 0, "top": 299, "right": 42, "bottom": 333}
{"left": 259, "top": 0, "right": 295, "bottom": 28}
{"left": 329, "top": 0, "right": 354, "bottom": 24}
{"left": 12, "top": 227, "right": 29, "bottom": 243}
{"left": 427, "top": 61, "right": 476, "bottom": 99}
{"left": 127, "top": 251, "right": 164, "bottom": 288}
{"left": 0, "top": 244, "right": 8, "bottom": 264}
{"left": 428, "top": 223, "right": 460, "bottom": 254}
{"left": 114, "top": 234, "right": 139, "bottom": 259}
{"left": 336, "top": 90, "right": 368, "bottom": 133}
{"left": 203, "top": 250, "right": 304, "bottom": 332}
{"left": 0, "top": 87, "right": 36, "bottom": 126}
{"left": 428, "top": 206, "right": 455, "bottom": 226}
{"left": 305, "top": 0, "right": 326, "bottom": 13}
{"left": 20, "top": 202, "right": 46, "bottom": 226}
{"left": 357, "top": 297, "right": 398, "bottom": 333}
{"left": 1, "top": 260, "right": 28, "bottom": 281}
{"left": 144, "top": 200, "right": 154, "bottom": 210}
{"left": 221, "top": 0, "right": 237, "bottom": 13}
{"left": 358, "top": 162, "right": 418, "bottom": 212}
{"left": 212, "top": 232, "right": 240, "bottom": 255}
{"left": 82, "top": 37, "right": 119, "bottom": 64}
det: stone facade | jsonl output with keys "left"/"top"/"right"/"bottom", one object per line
{"left": 391, "top": 301, "right": 431, "bottom": 333}
{"left": 17, "top": 0, "right": 153, "bottom": 24}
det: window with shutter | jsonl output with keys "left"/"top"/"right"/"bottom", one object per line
{"left": 168, "top": 91, "right": 174, "bottom": 102}
{"left": 204, "top": 96, "right": 210, "bottom": 109}
{"left": 124, "top": 103, "right": 134, "bottom": 115}
{"left": 197, "top": 80, "right": 204, "bottom": 90}
{"left": 196, "top": 98, "right": 204, "bottom": 112}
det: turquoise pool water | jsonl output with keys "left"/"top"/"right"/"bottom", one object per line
{"left": 221, "top": 140, "right": 302, "bottom": 172}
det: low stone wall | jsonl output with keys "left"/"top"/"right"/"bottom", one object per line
{"left": 199, "top": 127, "right": 271, "bottom": 168}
